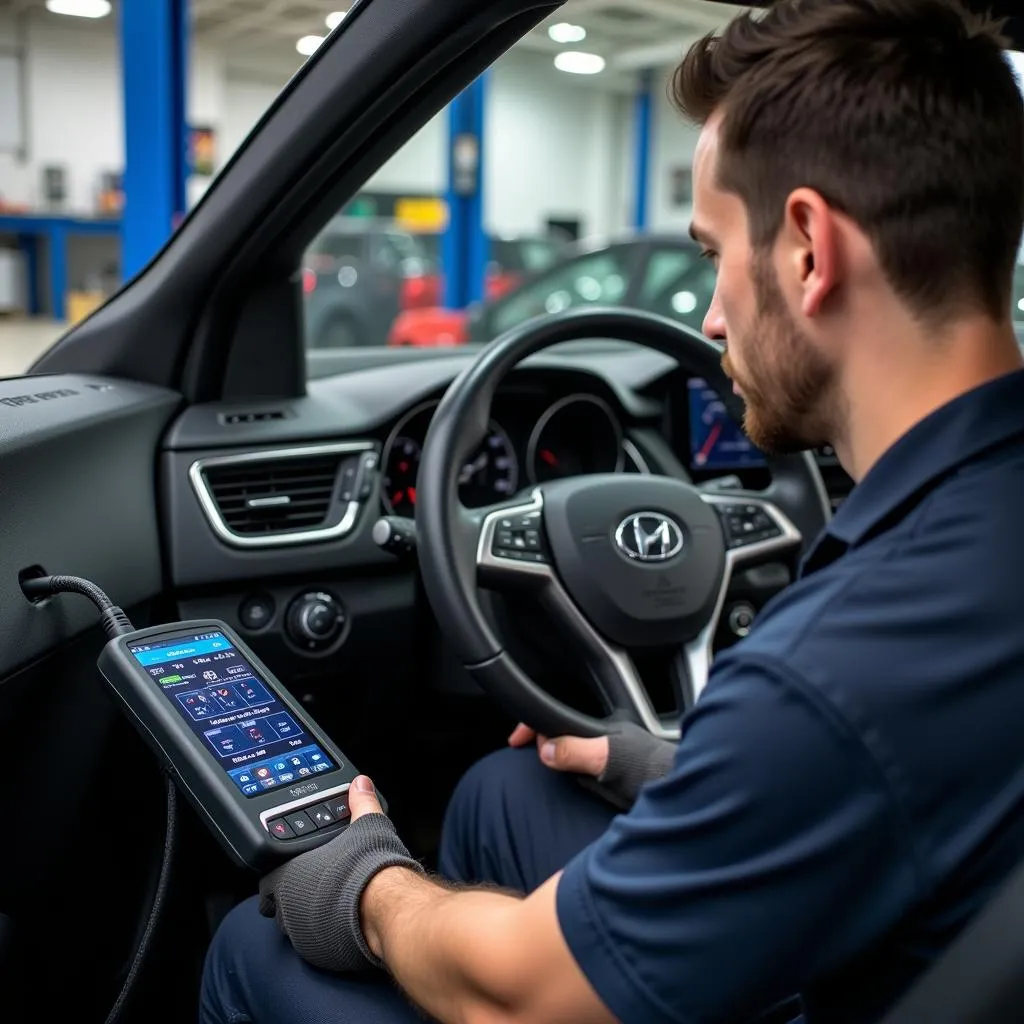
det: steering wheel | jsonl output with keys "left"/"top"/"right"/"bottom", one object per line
{"left": 416, "top": 308, "right": 831, "bottom": 739}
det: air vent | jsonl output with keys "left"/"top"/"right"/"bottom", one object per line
{"left": 219, "top": 410, "right": 288, "bottom": 425}
{"left": 189, "top": 443, "right": 374, "bottom": 547}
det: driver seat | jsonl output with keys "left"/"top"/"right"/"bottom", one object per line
{"left": 880, "top": 848, "right": 1024, "bottom": 1022}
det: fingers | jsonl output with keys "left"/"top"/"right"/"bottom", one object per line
{"left": 348, "top": 775, "right": 383, "bottom": 821}
{"left": 507, "top": 723, "right": 536, "bottom": 747}
{"left": 537, "top": 734, "right": 610, "bottom": 778}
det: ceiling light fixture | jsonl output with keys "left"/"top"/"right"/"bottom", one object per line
{"left": 554, "top": 51, "right": 605, "bottom": 75}
{"left": 45, "top": 0, "right": 111, "bottom": 18}
{"left": 296, "top": 34, "right": 325, "bottom": 56}
{"left": 326, "top": 11, "right": 348, "bottom": 31}
{"left": 548, "top": 22, "right": 587, "bottom": 44}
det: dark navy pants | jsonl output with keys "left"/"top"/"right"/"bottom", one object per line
{"left": 199, "top": 748, "right": 616, "bottom": 1024}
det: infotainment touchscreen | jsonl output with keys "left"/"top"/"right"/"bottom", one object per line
{"left": 127, "top": 630, "right": 336, "bottom": 798}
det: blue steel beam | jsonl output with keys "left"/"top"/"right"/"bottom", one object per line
{"left": 633, "top": 70, "right": 654, "bottom": 232}
{"left": 443, "top": 73, "right": 489, "bottom": 310}
{"left": 119, "top": 0, "right": 188, "bottom": 280}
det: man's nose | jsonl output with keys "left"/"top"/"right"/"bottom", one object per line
{"left": 703, "top": 292, "right": 726, "bottom": 341}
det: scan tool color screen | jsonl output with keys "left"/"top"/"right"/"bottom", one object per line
{"left": 128, "top": 631, "right": 336, "bottom": 798}
{"left": 687, "top": 377, "right": 765, "bottom": 470}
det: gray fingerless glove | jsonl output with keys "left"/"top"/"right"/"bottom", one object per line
{"left": 581, "top": 721, "right": 677, "bottom": 810}
{"left": 257, "top": 812, "right": 424, "bottom": 973}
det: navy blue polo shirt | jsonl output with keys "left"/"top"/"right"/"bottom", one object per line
{"left": 557, "top": 367, "right": 1024, "bottom": 1024}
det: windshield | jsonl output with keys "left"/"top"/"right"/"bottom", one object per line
{"left": 1, "top": 9, "right": 1023, "bottom": 377}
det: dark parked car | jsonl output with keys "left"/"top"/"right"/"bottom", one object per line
{"left": 467, "top": 234, "right": 717, "bottom": 342}
{"left": 302, "top": 216, "right": 433, "bottom": 347}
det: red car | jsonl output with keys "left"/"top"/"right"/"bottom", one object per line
{"left": 389, "top": 234, "right": 565, "bottom": 344}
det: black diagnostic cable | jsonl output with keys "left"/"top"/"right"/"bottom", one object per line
{"left": 21, "top": 574, "right": 176, "bottom": 1024}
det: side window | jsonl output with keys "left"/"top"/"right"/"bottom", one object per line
{"left": 647, "top": 260, "right": 719, "bottom": 332}
{"left": 489, "top": 249, "right": 631, "bottom": 336}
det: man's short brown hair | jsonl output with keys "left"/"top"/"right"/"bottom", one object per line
{"left": 673, "top": 0, "right": 1024, "bottom": 322}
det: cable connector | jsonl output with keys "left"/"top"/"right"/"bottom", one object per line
{"left": 21, "top": 574, "right": 136, "bottom": 639}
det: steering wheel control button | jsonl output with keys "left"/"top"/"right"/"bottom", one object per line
{"left": 268, "top": 817, "right": 296, "bottom": 840}
{"left": 286, "top": 591, "right": 346, "bottom": 652}
{"left": 284, "top": 811, "right": 316, "bottom": 836}
{"left": 491, "top": 513, "right": 548, "bottom": 563}
{"left": 308, "top": 803, "right": 337, "bottom": 828}
{"left": 717, "top": 503, "right": 782, "bottom": 548}
{"left": 239, "top": 594, "right": 275, "bottom": 631}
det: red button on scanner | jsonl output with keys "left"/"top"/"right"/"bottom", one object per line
{"left": 269, "top": 818, "right": 295, "bottom": 840}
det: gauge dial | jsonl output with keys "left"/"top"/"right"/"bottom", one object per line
{"left": 528, "top": 394, "right": 624, "bottom": 484}
{"left": 458, "top": 425, "right": 519, "bottom": 507}
{"left": 381, "top": 402, "right": 520, "bottom": 516}
{"left": 381, "top": 435, "right": 422, "bottom": 517}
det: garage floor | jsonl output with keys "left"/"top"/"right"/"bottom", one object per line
{"left": 0, "top": 319, "right": 67, "bottom": 377}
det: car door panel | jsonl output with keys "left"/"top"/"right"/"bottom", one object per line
{"left": 0, "top": 374, "right": 179, "bottom": 677}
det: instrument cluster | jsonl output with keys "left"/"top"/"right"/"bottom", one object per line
{"left": 380, "top": 393, "right": 631, "bottom": 517}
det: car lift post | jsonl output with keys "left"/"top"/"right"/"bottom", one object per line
{"left": 633, "top": 69, "right": 654, "bottom": 232}
{"left": 119, "top": 0, "right": 189, "bottom": 281}
{"left": 444, "top": 73, "right": 489, "bottom": 310}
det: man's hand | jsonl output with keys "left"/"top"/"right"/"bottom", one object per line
{"left": 257, "top": 776, "right": 424, "bottom": 973}
{"left": 510, "top": 720, "right": 677, "bottom": 810}
{"left": 508, "top": 721, "right": 610, "bottom": 775}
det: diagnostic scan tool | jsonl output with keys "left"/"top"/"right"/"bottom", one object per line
{"left": 97, "top": 620, "right": 368, "bottom": 870}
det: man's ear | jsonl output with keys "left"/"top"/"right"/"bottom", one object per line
{"left": 781, "top": 187, "right": 839, "bottom": 318}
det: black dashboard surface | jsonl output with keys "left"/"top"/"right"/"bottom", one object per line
{"left": 167, "top": 344, "right": 671, "bottom": 450}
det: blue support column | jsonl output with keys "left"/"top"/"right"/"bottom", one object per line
{"left": 633, "top": 71, "right": 654, "bottom": 232}
{"left": 119, "top": 0, "right": 188, "bottom": 280}
{"left": 49, "top": 223, "right": 67, "bottom": 321}
{"left": 17, "top": 234, "right": 39, "bottom": 316}
{"left": 444, "top": 73, "right": 489, "bottom": 310}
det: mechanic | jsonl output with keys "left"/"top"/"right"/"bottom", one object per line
{"left": 201, "top": 1, "right": 1024, "bottom": 1021}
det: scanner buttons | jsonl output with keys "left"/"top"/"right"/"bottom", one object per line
{"left": 267, "top": 795, "right": 351, "bottom": 841}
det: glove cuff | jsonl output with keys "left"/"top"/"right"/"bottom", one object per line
{"left": 597, "top": 721, "right": 676, "bottom": 805}
{"left": 272, "top": 811, "right": 424, "bottom": 973}
{"left": 338, "top": 813, "right": 426, "bottom": 969}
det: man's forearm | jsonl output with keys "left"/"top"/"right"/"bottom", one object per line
{"left": 361, "top": 866, "right": 529, "bottom": 1023}
{"left": 361, "top": 866, "right": 613, "bottom": 1024}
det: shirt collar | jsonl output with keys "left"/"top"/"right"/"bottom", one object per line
{"left": 802, "top": 367, "right": 1024, "bottom": 571}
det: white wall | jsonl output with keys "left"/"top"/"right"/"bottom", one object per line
{"left": 649, "top": 68, "right": 700, "bottom": 232}
{"left": 484, "top": 52, "right": 630, "bottom": 241}
{"left": 0, "top": 11, "right": 123, "bottom": 213}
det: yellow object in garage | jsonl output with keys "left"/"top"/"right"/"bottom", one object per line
{"left": 66, "top": 290, "right": 105, "bottom": 326}
{"left": 395, "top": 197, "right": 448, "bottom": 231}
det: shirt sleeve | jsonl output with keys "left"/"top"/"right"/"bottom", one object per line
{"left": 555, "top": 653, "right": 922, "bottom": 1024}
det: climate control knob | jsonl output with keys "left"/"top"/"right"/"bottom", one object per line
{"left": 286, "top": 591, "right": 345, "bottom": 652}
